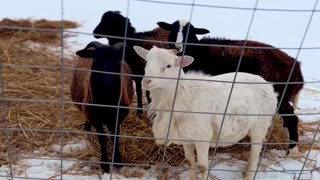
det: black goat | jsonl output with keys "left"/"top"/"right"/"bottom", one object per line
{"left": 93, "top": 10, "right": 169, "bottom": 116}
{"left": 71, "top": 41, "right": 133, "bottom": 172}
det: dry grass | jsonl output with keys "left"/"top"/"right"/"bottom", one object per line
{"left": 0, "top": 19, "right": 319, "bottom": 175}
{"left": 0, "top": 18, "right": 79, "bottom": 45}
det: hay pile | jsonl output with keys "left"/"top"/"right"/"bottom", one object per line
{"left": 0, "top": 19, "right": 318, "bottom": 173}
{"left": 0, "top": 18, "right": 78, "bottom": 45}
{"left": 0, "top": 18, "right": 82, "bottom": 166}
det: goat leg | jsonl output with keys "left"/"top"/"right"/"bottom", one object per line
{"left": 183, "top": 144, "right": 197, "bottom": 180}
{"left": 109, "top": 123, "right": 123, "bottom": 170}
{"left": 194, "top": 142, "right": 209, "bottom": 180}
{"left": 93, "top": 123, "right": 110, "bottom": 173}
{"left": 279, "top": 101, "right": 299, "bottom": 156}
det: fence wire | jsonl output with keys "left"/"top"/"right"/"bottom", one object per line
{"left": 255, "top": 0, "right": 320, "bottom": 179}
{"left": 59, "top": 0, "right": 65, "bottom": 179}
{"left": 0, "top": 0, "right": 320, "bottom": 179}
{"left": 158, "top": 0, "right": 196, "bottom": 178}
{"left": 0, "top": 31, "right": 13, "bottom": 180}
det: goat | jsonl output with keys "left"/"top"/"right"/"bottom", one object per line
{"left": 70, "top": 41, "right": 133, "bottom": 172}
{"left": 133, "top": 45, "right": 278, "bottom": 180}
{"left": 93, "top": 10, "right": 169, "bottom": 116}
{"left": 157, "top": 20, "right": 304, "bottom": 156}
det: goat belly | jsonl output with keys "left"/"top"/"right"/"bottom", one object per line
{"left": 210, "top": 115, "right": 252, "bottom": 147}
{"left": 152, "top": 113, "right": 213, "bottom": 146}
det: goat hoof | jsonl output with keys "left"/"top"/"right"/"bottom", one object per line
{"left": 242, "top": 167, "right": 255, "bottom": 180}
{"left": 287, "top": 146, "right": 304, "bottom": 159}
{"left": 242, "top": 172, "right": 254, "bottom": 180}
{"left": 101, "top": 164, "right": 110, "bottom": 173}
{"left": 287, "top": 146, "right": 299, "bottom": 156}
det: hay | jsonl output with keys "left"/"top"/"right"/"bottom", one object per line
{"left": 0, "top": 19, "right": 83, "bottom": 166}
{"left": 120, "top": 115, "right": 309, "bottom": 166}
{"left": 0, "top": 19, "right": 319, "bottom": 174}
{"left": 0, "top": 18, "right": 79, "bottom": 45}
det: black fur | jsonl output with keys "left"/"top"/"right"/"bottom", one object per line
{"left": 75, "top": 42, "right": 133, "bottom": 172}
{"left": 93, "top": 10, "right": 169, "bottom": 116}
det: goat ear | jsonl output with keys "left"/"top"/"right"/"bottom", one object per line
{"left": 76, "top": 48, "right": 95, "bottom": 58}
{"left": 133, "top": 46, "right": 149, "bottom": 60}
{"left": 170, "top": 49, "right": 178, "bottom": 55}
{"left": 113, "top": 42, "right": 125, "bottom": 50}
{"left": 175, "top": 55, "right": 194, "bottom": 68}
{"left": 194, "top": 27, "right": 210, "bottom": 35}
{"left": 157, "top": 22, "right": 172, "bottom": 31}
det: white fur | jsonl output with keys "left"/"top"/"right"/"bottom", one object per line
{"left": 288, "top": 146, "right": 300, "bottom": 157}
{"left": 175, "top": 20, "right": 188, "bottom": 52}
{"left": 293, "top": 91, "right": 301, "bottom": 110}
{"left": 134, "top": 46, "right": 278, "bottom": 180}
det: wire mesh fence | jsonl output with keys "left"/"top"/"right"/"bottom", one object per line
{"left": 0, "top": 0, "right": 320, "bottom": 179}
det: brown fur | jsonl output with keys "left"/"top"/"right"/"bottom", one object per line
{"left": 136, "top": 27, "right": 170, "bottom": 48}
{"left": 70, "top": 57, "right": 93, "bottom": 112}
{"left": 82, "top": 72, "right": 92, "bottom": 112}
{"left": 126, "top": 27, "right": 170, "bottom": 74}
{"left": 70, "top": 57, "right": 133, "bottom": 122}
{"left": 202, "top": 39, "right": 304, "bottom": 104}
{"left": 120, "top": 63, "right": 134, "bottom": 106}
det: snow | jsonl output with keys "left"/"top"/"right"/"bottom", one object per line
{"left": 22, "top": 40, "right": 75, "bottom": 60}
{"left": 1, "top": 138, "right": 320, "bottom": 179}
{"left": 296, "top": 87, "right": 320, "bottom": 123}
{"left": 0, "top": 0, "right": 319, "bottom": 179}
{"left": 0, "top": 159, "right": 146, "bottom": 180}
{"left": 49, "top": 139, "right": 89, "bottom": 155}
{"left": 1, "top": 143, "right": 320, "bottom": 179}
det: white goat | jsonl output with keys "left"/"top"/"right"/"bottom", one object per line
{"left": 133, "top": 46, "right": 278, "bottom": 180}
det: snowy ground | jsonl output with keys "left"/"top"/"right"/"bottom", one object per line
{"left": 1, "top": 0, "right": 320, "bottom": 179}
{"left": 0, "top": 140, "right": 319, "bottom": 179}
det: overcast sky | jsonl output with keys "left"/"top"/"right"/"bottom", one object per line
{"left": 1, "top": 0, "right": 319, "bottom": 86}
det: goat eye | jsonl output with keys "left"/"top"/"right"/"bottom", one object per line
{"left": 166, "top": 64, "right": 171, "bottom": 68}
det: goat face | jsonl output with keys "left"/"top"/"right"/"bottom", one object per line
{"left": 133, "top": 46, "right": 193, "bottom": 91}
{"left": 93, "top": 10, "right": 126, "bottom": 39}
{"left": 157, "top": 20, "right": 209, "bottom": 53}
